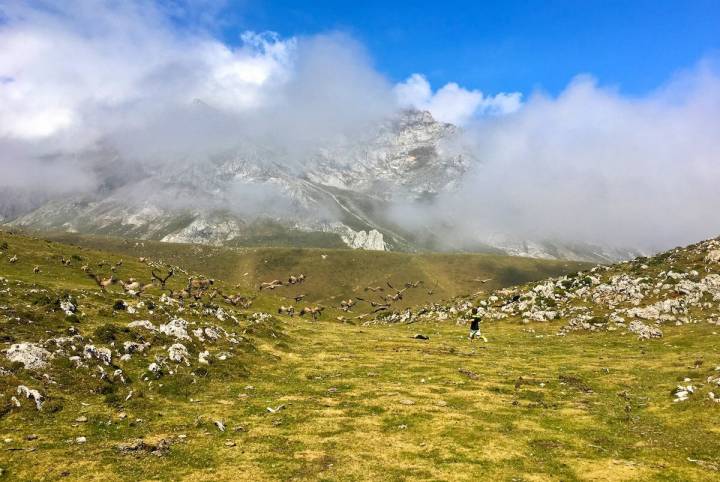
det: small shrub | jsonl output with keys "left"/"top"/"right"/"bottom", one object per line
{"left": 66, "top": 314, "right": 80, "bottom": 323}
{"left": 43, "top": 400, "right": 64, "bottom": 413}
{"left": 94, "top": 323, "right": 121, "bottom": 343}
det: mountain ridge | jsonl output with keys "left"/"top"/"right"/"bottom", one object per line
{"left": 4, "top": 109, "right": 640, "bottom": 262}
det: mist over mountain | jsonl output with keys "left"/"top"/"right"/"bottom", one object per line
{"left": 2, "top": 1, "right": 720, "bottom": 260}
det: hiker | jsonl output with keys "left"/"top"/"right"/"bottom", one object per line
{"left": 468, "top": 307, "right": 488, "bottom": 342}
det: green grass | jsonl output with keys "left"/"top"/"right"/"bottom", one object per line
{"left": 32, "top": 231, "right": 590, "bottom": 309}
{"left": 1, "top": 231, "right": 719, "bottom": 480}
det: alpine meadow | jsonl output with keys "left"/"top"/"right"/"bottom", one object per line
{"left": 2, "top": 1, "right": 720, "bottom": 481}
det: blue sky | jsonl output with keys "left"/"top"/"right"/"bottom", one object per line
{"left": 221, "top": 0, "right": 720, "bottom": 96}
{"left": 1, "top": 0, "right": 720, "bottom": 247}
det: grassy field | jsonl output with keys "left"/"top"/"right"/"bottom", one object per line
{"left": 1, "top": 231, "right": 719, "bottom": 481}
{"left": 3, "top": 316, "right": 720, "bottom": 480}
{"left": 35, "top": 231, "right": 589, "bottom": 309}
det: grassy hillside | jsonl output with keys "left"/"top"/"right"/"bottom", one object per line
{"left": 36, "top": 231, "right": 589, "bottom": 310}
{"left": 3, "top": 230, "right": 720, "bottom": 480}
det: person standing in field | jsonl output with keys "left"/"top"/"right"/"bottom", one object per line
{"left": 469, "top": 307, "right": 488, "bottom": 342}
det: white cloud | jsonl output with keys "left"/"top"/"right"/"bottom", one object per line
{"left": 394, "top": 73, "right": 522, "bottom": 125}
{"left": 2, "top": 1, "right": 720, "bottom": 252}
{"left": 390, "top": 65, "right": 720, "bottom": 251}
{"left": 0, "top": 2, "right": 295, "bottom": 142}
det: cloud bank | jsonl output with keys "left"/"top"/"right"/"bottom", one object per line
{"left": 394, "top": 73, "right": 522, "bottom": 125}
{"left": 1, "top": 1, "right": 720, "bottom": 252}
{"left": 391, "top": 65, "right": 720, "bottom": 251}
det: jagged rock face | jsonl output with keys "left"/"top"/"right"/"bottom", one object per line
{"left": 7, "top": 110, "right": 460, "bottom": 253}
{"left": 161, "top": 217, "right": 245, "bottom": 246}
{"left": 306, "top": 110, "right": 469, "bottom": 198}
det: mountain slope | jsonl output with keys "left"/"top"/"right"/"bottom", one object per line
{"left": 2, "top": 234, "right": 720, "bottom": 480}
{"left": 5, "top": 110, "right": 639, "bottom": 262}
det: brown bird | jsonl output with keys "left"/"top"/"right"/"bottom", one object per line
{"left": 364, "top": 286, "right": 384, "bottom": 292}
{"left": 356, "top": 297, "right": 390, "bottom": 311}
{"left": 404, "top": 280, "right": 423, "bottom": 289}
{"left": 385, "top": 282, "right": 407, "bottom": 302}
{"left": 151, "top": 269, "right": 174, "bottom": 289}
{"left": 299, "top": 306, "right": 324, "bottom": 320}
{"left": 220, "top": 292, "right": 253, "bottom": 308}
{"left": 88, "top": 272, "right": 116, "bottom": 291}
{"left": 340, "top": 299, "right": 356, "bottom": 312}
{"left": 278, "top": 305, "right": 295, "bottom": 317}
{"left": 259, "top": 280, "right": 283, "bottom": 290}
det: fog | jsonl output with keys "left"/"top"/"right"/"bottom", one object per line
{"left": 1, "top": 1, "right": 719, "bottom": 252}
{"left": 391, "top": 66, "right": 720, "bottom": 251}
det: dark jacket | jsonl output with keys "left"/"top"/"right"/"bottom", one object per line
{"left": 470, "top": 317, "right": 481, "bottom": 330}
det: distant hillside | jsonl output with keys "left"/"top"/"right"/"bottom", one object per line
{"left": 36, "top": 231, "right": 591, "bottom": 310}
{"left": 405, "top": 234, "right": 720, "bottom": 341}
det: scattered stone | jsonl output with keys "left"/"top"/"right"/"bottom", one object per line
{"left": 413, "top": 334, "right": 429, "bottom": 340}
{"left": 224, "top": 441, "right": 236, "bottom": 447}
{"left": 83, "top": 344, "right": 112, "bottom": 365}
{"left": 673, "top": 385, "right": 694, "bottom": 402}
{"left": 75, "top": 436, "right": 87, "bottom": 444}
{"left": 159, "top": 319, "right": 190, "bottom": 340}
{"left": 123, "top": 341, "right": 149, "bottom": 354}
{"left": 214, "top": 420, "right": 225, "bottom": 432}
{"left": 17, "top": 385, "right": 44, "bottom": 410}
{"left": 75, "top": 416, "right": 88, "bottom": 423}
{"left": 458, "top": 368, "right": 479, "bottom": 380}
{"left": 60, "top": 300, "right": 76, "bottom": 316}
{"left": 198, "top": 351, "right": 211, "bottom": 365}
{"left": 6, "top": 343, "right": 52, "bottom": 370}
{"left": 167, "top": 343, "right": 190, "bottom": 365}
{"left": 116, "top": 438, "right": 171, "bottom": 456}
{"left": 148, "top": 363, "right": 162, "bottom": 376}
{"left": 128, "top": 320, "right": 157, "bottom": 331}
{"left": 399, "top": 399, "right": 415, "bottom": 405}
{"left": 628, "top": 321, "right": 663, "bottom": 340}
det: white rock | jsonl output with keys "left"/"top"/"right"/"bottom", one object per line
{"left": 60, "top": 300, "right": 76, "bottom": 316}
{"left": 83, "top": 344, "right": 112, "bottom": 365}
{"left": 17, "top": 385, "right": 44, "bottom": 410}
{"left": 159, "top": 319, "right": 190, "bottom": 340}
{"left": 167, "top": 343, "right": 189, "bottom": 365}
{"left": 198, "top": 351, "right": 210, "bottom": 364}
{"left": 628, "top": 321, "right": 663, "bottom": 340}
{"left": 128, "top": 320, "right": 157, "bottom": 331}
{"left": 6, "top": 343, "right": 52, "bottom": 370}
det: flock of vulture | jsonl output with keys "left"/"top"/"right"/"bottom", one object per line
{"left": 9, "top": 251, "right": 255, "bottom": 310}
{"left": 276, "top": 278, "right": 438, "bottom": 322}
{"left": 6, "top": 243, "right": 454, "bottom": 323}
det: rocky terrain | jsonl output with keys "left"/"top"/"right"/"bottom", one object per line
{"left": 397, "top": 237, "right": 720, "bottom": 338}
{"left": 2, "top": 230, "right": 720, "bottom": 480}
